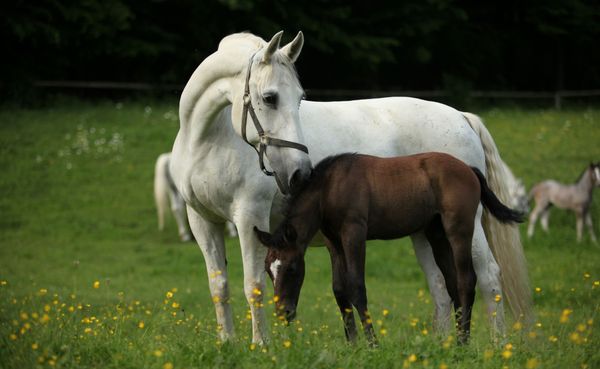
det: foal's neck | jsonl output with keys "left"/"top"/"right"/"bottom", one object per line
{"left": 576, "top": 168, "right": 595, "bottom": 194}
{"left": 286, "top": 189, "right": 322, "bottom": 250}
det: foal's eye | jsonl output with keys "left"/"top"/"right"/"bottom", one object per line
{"left": 262, "top": 93, "right": 278, "bottom": 108}
{"left": 288, "top": 263, "right": 297, "bottom": 273}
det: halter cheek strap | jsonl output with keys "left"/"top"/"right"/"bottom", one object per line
{"left": 240, "top": 54, "right": 309, "bottom": 182}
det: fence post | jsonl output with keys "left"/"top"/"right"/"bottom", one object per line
{"left": 554, "top": 91, "right": 562, "bottom": 110}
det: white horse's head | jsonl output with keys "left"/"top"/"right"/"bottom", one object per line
{"left": 231, "top": 31, "right": 311, "bottom": 195}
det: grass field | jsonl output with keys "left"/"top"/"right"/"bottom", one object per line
{"left": 0, "top": 101, "right": 599, "bottom": 369}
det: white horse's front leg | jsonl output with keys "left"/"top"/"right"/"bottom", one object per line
{"left": 472, "top": 207, "right": 506, "bottom": 340}
{"left": 411, "top": 232, "right": 453, "bottom": 334}
{"left": 187, "top": 207, "right": 234, "bottom": 341}
{"left": 236, "top": 215, "right": 270, "bottom": 344}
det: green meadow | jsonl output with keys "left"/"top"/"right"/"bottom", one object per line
{"left": 0, "top": 101, "right": 599, "bottom": 369}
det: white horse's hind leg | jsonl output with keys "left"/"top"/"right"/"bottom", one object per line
{"left": 236, "top": 216, "right": 270, "bottom": 344}
{"left": 169, "top": 190, "right": 193, "bottom": 242}
{"left": 187, "top": 207, "right": 235, "bottom": 341}
{"left": 472, "top": 207, "right": 505, "bottom": 340}
{"left": 411, "top": 232, "right": 453, "bottom": 334}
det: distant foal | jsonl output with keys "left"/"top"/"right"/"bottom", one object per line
{"left": 254, "top": 153, "right": 523, "bottom": 345}
{"left": 528, "top": 162, "right": 600, "bottom": 242}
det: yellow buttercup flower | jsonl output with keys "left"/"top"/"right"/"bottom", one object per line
{"left": 483, "top": 349, "right": 494, "bottom": 360}
{"left": 283, "top": 340, "right": 292, "bottom": 348}
{"left": 526, "top": 358, "right": 540, "bottom": 369}
{"left": 163, "top": 363, "right": 173, "bottom": 369}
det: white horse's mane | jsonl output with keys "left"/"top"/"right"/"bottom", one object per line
{"left": 218, "top": 32, "right": 265, "bottom": 51}
{"left": 218, "top": 32, "right": 303, "bottom": 95}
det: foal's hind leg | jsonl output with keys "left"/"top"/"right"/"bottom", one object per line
{"left": 411, "top": 232, "right": 453, "bottom": 334}
{"left": 576, "top": 210, "right": 584, "bottom": 243}
{"left": 442, "top": 219, "right": 477, "bottom": 345}
{"left": 528, "top": 198, "right": 549, "bottom": 238}
{"left": 423, "top": 221, "right": 460, "bottom": 325}
{"left": 540, "top": 208, "right": 551, "bottom": 233}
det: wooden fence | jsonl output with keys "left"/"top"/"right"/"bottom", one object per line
{"left": 33, "top": 80, "right": 600, "bottom": 109}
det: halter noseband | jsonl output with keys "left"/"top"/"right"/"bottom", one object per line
{"left": 240, "top": 54, "right": 309, "bottom": 182}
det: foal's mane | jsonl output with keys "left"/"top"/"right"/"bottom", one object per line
{"left": 282, "top": 153, "right": 357, "bottom": 217}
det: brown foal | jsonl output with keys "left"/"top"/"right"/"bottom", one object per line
{"left": 254, "top": 152, "right": 523, "bottom": 345}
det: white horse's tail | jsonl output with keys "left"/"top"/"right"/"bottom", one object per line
{"left": 462, "top": 112, "right": 534, "bottom": 324}
{"left": 154, "top": 153, "right": 172, "bottom": 231}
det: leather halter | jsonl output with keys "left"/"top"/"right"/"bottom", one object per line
{"left": 240, "top": 54, "right": 309, "bottom": 182}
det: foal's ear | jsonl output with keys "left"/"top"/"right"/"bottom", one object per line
{"left": 253, "top": 226, "right": 275, "bottom": 248}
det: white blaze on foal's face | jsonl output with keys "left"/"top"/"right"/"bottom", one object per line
{"left": 270, "top": 259, "right": 282, "bottom": 283}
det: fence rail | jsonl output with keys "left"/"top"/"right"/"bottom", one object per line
{"left": 33, "top": 80, "right": 600, "bottom": 108}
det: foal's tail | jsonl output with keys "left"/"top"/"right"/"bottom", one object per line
{"left": 463, "top": 112, "right": 533, "bottom": 325}
{"left": 471, "top": 167, "right": 525, "bottom": 223}
{"left": 154, "top": 153, "right": 172, "bottom": 231}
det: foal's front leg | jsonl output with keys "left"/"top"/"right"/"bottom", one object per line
{"left": 585, "top": 212, "right": 597, "bottom": 243}
{"left": 326, "top": 239, "right": 358, "bottom": 342}
{"left": 341, "top": 228, "right": 377, "bottom": 346}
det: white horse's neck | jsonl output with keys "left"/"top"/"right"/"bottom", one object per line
{"left": 178, "top": 35, "right": 262, "bottom": 142}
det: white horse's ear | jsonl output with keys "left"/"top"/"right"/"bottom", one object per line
{"left": 281, "top": 31, "right": 304, "bottom": 63}
{"left": 262, "top": 31, "right": 284, "bottom": 64}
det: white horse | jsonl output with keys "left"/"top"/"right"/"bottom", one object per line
{"left": 170, "top": 31, "right": 532, "bottom": 344}
{"left": 154, "top": 152, "right": 237, "bottom": 242}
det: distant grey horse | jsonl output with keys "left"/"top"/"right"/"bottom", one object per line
{"left": 527, "top": 162, "right": 600, "bottom": 242}
{"left": 154, "top": 153, "right": 237, "bottom": 242}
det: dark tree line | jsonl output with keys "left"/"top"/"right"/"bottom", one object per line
{"left": 2, "top": 0, "right": 599, "bottom": 100}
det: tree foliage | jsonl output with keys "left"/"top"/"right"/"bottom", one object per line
{"left": 1, "top": 0, "right": 599, "bottom": 96}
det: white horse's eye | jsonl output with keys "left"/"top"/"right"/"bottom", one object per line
{"left": 262, "top": 93, "right": 278, "bottom": 108}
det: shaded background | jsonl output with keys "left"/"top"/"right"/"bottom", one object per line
{"left": 2, "top": 0, "right": 600, "bottom": 104}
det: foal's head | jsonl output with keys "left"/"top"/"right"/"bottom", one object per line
{"left": 254, "top": 224, "right": 305, "bottom": 322}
